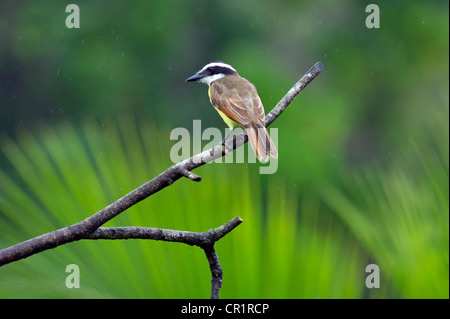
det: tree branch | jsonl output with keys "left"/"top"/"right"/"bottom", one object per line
{"left": 85, "top": 216, "right": 242, "bottom": 299}
{"left": 85, "top": 216, "right": 242, "bottom": 246}
{"left": 0, "top": 62, "right": 323, "bottom": 297}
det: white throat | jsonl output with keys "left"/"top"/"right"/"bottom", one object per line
{"left": 199, "top": 73, "right": 225, "bottom": 86}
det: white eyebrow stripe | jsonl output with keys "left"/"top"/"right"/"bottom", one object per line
{"left": 201, "top": 62, "right": 236, "bottom": 72}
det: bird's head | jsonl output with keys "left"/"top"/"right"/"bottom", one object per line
{"left": 185, "top": 62, "right": 238, "bottom": 85}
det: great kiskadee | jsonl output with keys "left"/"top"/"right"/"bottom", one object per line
{"left": 185, "top": 62, "right": 278, "bottom": 162}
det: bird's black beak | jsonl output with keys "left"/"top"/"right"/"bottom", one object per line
{"left": 185, "top": 72, "right": 204, "bottom": 82}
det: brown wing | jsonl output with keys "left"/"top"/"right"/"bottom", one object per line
{"left": 210, "top": 76, "right": 265, "bottom": 128}
{"left": 210, "top": 75, "right": 278, "bottom": 161}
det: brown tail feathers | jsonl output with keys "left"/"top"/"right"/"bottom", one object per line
{"left": 245, "top": 123, "right": 278, "bottom": 162}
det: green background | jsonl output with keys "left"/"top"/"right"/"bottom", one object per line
{"left": 0, "top": 1, "right": 448, "bottom": 298}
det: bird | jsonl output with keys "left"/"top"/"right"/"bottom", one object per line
{"left": 185, "top": 61, "right": 278, "bottom": 162}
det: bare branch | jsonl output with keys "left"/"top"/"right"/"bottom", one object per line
{"left": 85, "top": 216, "right": 243, "bottom": 246}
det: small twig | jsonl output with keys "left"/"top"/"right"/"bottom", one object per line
{"left": 179, "top": 167, "right": 202, "bottom": 182}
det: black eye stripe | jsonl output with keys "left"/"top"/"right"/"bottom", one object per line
{"left": 206, "top": 66, "right": 235, "bottom": 75}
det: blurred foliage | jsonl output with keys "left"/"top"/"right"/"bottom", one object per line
{"left": 324, "top": 137, "right": 449, "bottom": 298}
{"left": 0, "top": 1, "right": 448, "bottom": 298}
